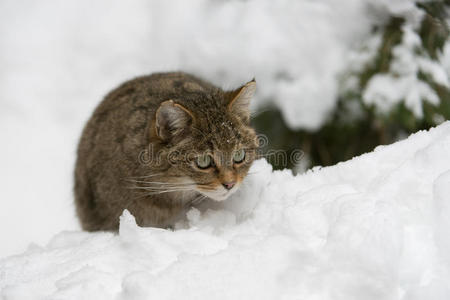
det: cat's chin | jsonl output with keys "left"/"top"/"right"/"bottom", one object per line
{"left": 198, "top": 187, "right": 238, "bottom": 202}
{"left": 209, "top": 194, "right": 230, "bottom": 202}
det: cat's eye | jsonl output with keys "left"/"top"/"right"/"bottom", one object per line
{"left": 233, "top": 149, "right": 246, "bottom": 163}
{"left": 196, "top": 154, "right": 212, "bottom": 169}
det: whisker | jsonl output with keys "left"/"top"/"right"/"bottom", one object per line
{"left": 130, "top": 184, "right": 196, "bottom": 200}
{"left": 133, "top": 190, "right": 180, "bottom": 200}
{"left": 143, "top": 191, "right": 174, "bottom": 195}
{"left": 132, "top": 189, "right": 194, "bottom": 198}
{"left": 126, "top": 180, "right": 196, "bottom": 186}
{"left": 190, "top": 194, "right": 207, "bottom": 206}
{"left": 143, "top": 189, "right": 193, "bottom": 195}
{"left": 128, "top": 186, "right": 193, "bottom": 192}
{"left": 246, "top": 169, "right": 263, "bottom": 175}
{"left": 140, "top": 185, "right": 196, "bottom": 191}
{"left": 250, "top": 108, "right": 271, "bottom": 119}
{"left": 125, "top": 173, "right": 163, "bottom": 179}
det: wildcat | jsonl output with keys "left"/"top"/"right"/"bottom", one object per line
{"left": 74, "top": 72, "right": 258, "bottom": 231}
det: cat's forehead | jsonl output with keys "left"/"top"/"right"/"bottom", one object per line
{"left": 194, "top": 116, "right": 244, "bottom": 150}
{"left": 180, "top": 90, "right": 255, "bottom": 151}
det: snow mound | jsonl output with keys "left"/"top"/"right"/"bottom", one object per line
{"left": 2, "top": 0, "right": 447, "bottom": 257}
{"left": 2, "top": 122, "right": 450, "bottom": 299}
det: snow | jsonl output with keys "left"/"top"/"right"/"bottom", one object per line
{"left": 1, "top": 0, "right": 450, "bottom": 298}
{"left": 1, "top": 122, "right": 450, "bottom": 299}
{"left": 144, "top": 0, "right": 375, "bottom": 130}
{"left": 363, "top": 25, "right": 445, "bottom": 117}
{"left": 0, "top": 0, "right": 379, "bottom": 258}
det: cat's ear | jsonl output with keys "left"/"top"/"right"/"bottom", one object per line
{"left": 225, "top": 79, "right": 256, "bottom": 123}
{"left": 155, "top": 100, "right": 194, "bottom": 141}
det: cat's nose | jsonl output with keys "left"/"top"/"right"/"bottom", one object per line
{"left": 222, "top": 181, "right": 236, "bottom": 190}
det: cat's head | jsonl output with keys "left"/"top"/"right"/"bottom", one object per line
{"left": 152, "top": 79, "right": 258, "bottom": 201}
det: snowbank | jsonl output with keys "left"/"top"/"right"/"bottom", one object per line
{"left": 4, "top": 0, "right": 369, "bottom": 257}
{"left": 1, "top": 122, "right": 450, "bottom": 300}
{"left": 1, "top": 0, "right": 448, "bottom": 258}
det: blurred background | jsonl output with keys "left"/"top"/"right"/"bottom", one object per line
{"left": 0, "top": 0, "right": 448, "bottom": 257}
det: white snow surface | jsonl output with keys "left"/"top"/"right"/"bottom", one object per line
{"left": 1, "top": 0, "right": 448, "bottom": 257}
{"left": 1, "top": 1, "right": 450, "bottom": 298}
{"left": 363, "top": 25, "right": 447, "bottom": 118}
{"left": 2, "top": 122, "right": 450, "bottom": 300}
{"left": 0, "top": 0, "right": 391, "bottom": 258}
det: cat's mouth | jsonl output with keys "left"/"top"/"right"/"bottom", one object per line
{"left": 196, "top": 184, "right": 239, "bottom": 201}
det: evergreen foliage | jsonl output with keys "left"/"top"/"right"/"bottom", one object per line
{"left": 253, "top": 1, "right": 449, "bottom": 171}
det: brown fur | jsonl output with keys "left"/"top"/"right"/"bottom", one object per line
{"left": 74, "top": 72, "right": 258, "bottom": 231}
